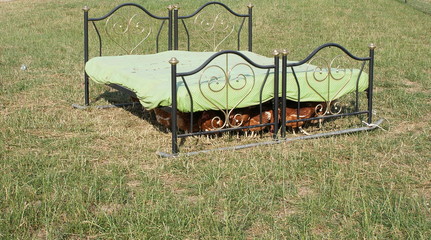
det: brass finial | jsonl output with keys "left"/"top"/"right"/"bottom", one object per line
{"left": 281, "top": 49, "right": 289, "bottom": 56}
{"left": 82, "top": 6, "right": 90, "bottom": 12}
{"left": 369, "top": 43, "right": 376, "bottom": 50}
{"left": 169, "top": 57, "right": 179, "bottom": 65}
{"left": 173, "top": 4, "right": 180, "bottom": 10}
{"left": 247, "top": 3, "right": 254, "bottom": 8}
{"left": 167, "top": 5, "right": 174, "bottom": 11}
{"left": 272, "top": 49, "right": 280, "bottom": 56}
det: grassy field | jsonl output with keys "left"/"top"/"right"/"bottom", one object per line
{"left": 1, "top": 0, "right": 430, "bottom": 239}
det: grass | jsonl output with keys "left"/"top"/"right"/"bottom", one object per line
{"left": 1, "top": 0, "right": 430, "bottom": 239}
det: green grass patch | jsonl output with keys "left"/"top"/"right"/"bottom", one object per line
{"left": 1, "top": 0, "right": 430, "bottom": 238}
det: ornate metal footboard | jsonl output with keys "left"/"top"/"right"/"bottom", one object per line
{"left": 278, "top": 43, "right": 376, "bottom": 138}
{"left": 166, "top": 50, "right": 280, "bottom": 155}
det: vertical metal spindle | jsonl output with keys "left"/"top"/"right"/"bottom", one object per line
{"left": 281, "top": 49, "right": 288, "bottom": 138}
{"left": 247, "top": 3, "right": 253, "bottom": 52}
{"left": 173, "top": 5, "right": 179, "bottom": 50}
{"left": 168, "top": 5, "right": 173, "bottom": 51}
{"left": 272, "top": 50, "right": 280, "bottom": 139}
{"left": 83, "top": 6, "right": 90, "bottom": 106}
{"left": 367, "top": 43, "right": 376, "bottom": 124}
{"left": 169, "top": 57, "right": 179, "bottom": 154}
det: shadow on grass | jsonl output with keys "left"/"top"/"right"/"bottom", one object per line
{"left": 96, "top": 90, "right": 171, "bottom": 133}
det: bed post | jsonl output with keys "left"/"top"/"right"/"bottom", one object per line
{"left": 247, "top": 3, "right": 253, "bottom": 52}
{"left": 168, "top": 5, "right": 173, "bottom": 50}
{"left": 83, "top": 6, "right": 90, "bottom": 106}
{"left": 272, "top": 50, "right": 280, "bottom": 139}
{"left": 281, "top": 49, "right": 288, "bottom": 138}
{"left": 367, "top": 43, "right": 376, "bottom": 124}
{"left": 173, "top": 5, "right": 179, "bottom": 50}
{"left": 170, "top": 57, "right": 179, "bottom": 154}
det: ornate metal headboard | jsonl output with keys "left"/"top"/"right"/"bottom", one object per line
{"left": 83, "top": 3, "right": 171, "bottom": 58}
{"left": 174, "top": 2, "right": 253, "bottom": 52}
{"left": 82, "top": 3, "right": 171, "bottom": 105}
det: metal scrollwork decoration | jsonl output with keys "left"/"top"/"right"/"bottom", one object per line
{"left": 199, "top": 56, "right": 255, "bottom": 130}
{"left": 105, "top": 14, "right": 152, "bottom": 54}
{"left": 193, "top": 12, "right": 235, "bottom": 51}
{"left": 305, "top": 55, "right": 354, "bottom": 117}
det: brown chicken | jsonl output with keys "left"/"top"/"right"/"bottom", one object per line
{"left": 279, "top": 101, "right": 326, "bottom": 135}
{"left": 198, "top": 110, "right": 225, "bottom": 132}
{"left": 153, "top": 107, "right": 200, "bottom": 132}
{"left": 229, "top": 109, "right": 251, "bottom": 128}
{"left": 228, "top": 106, "right": 275, "bottom": 137}
{"left": 247, "top": 108, "right": 274, "bottom": 137}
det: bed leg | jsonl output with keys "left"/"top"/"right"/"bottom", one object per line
{"left": 367, "top": 43, "right": 376, "bottom": 124}
{"left": 170, "top": 57, "right": 179, "bottom": 154}
{"left": 83, "top": 6, "right": 90, "bottom": 106}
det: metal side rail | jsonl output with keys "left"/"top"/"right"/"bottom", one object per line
{"left": 157, "top": 118, "right": 385, "bottom": 158}
{"left": 72, "top": 102, "right": 140, "bottom": 109}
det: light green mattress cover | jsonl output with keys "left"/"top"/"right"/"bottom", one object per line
{"left": 85, "top": 51, "right": 368, "bottom": 112}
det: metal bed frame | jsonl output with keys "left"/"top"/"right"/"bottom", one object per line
{"left": 74, "top": 2, "right": 383, "bottom": 157}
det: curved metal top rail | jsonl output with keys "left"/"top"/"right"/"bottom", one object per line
{"left": 177, "top": 50, "right": 275, "bottom": 77}
{"left": 88, "top": 3, "right": 169, "bottom": 21}
{"left": 285, "top": 43, "right": 372, "bottom": 67}
{"left": 178, "top": 1, "right": 250, "bottom": 19}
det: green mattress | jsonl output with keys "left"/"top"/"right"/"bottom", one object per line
{"left": 85, "top": 51, "right": 368, "bottom": 112}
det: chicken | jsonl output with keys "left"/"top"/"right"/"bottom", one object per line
{"left": 198, "top": 110, "right": 225, "bottom": 132}
{"left": 229, "top": 109, "right": 251, "bottom": 128}
{"left": 177, "top": 111, "right": 200, "bottom": 133}
{"left": 279, "top": 101, "right": 326, "bottom": 135}
{"left": 228, "top": 105, "right": 275, "bottom": 137}
{"left": 246, "top": 107, "right": 274, "bottom": 137}
{"left": 153, "top": 107, "right": 172, "bottom": 129}
{"left": 153, "top": 107, "right": 200, "bottom": 132}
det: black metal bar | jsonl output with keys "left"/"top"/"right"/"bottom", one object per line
{"left": 173, "top": 6, "right": 179, "bottom": 50}
{"left": 158, "top": 119, "right": 385, "bottom": 158}
{"left": 291, "top": 67, "right": 301, "bottom": 129}
{"left": 286, "top": 43, "right": 371, "bottom": 68}
{"left": 168, "top": 5, "right": 173, "bottom": 50}
{"left": 237, "top": 18, "right": 246, "bottom": 50}
{"left": 159, "top": 110, "right": 370, "bottom": 139}
{"left": 259, "top": 70, "right": 272, "bottom": 135}
{"left": 281, "top": 51, "right": 287, "bottom": 138}
{"left": 170, "top": 57, "right": 179, "bottom": 154}
{"left": 83, "top": 6, "right": 90, "bottom": 106}
{"left": 355, "top": 61, "right": 366, "bottom": 112}
{"left": 284, "top": 111, "right": 369, "bottom": 124}
{"left": 180, "top": 76, "right": 194, "bottom": 133}
{"left": 178, "top": 1, "right": 249, "bottom": 19}
{"left": 156, "top": 20, "right": 166, "bottom": 53}
{"left": 72, "top": 102, "right": 140, "bottom": 110}
{"left": 107, "top": 84, "right": 137, "bottom": 98}
{"left": 178, "top": 122, "right": 275, "bottom": 138}
{"left": 259, "top": 70, "right": 271, "bottom": 105}
{"left": 368, "top": 44, "right": 376, "bottom": 124}
{"left": 288, "top": 66, "right": 302, "bottom": 113}
{"left": 273, "top": 50, "right": 280, "bottom": 139}
{"left": 177, "top": 50, "right": 274, "bottom": 77}
{"left": 91, "top": 22, "right": 102, "bottom": 57}
{"left": 88, "top": 3, "right": 169, "bottom": 21}
{"left": 180, "top": 20, "right": 191, "bottom": 51}
{"left": 248, "top": 4, "right": 253, "bottom": 52}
